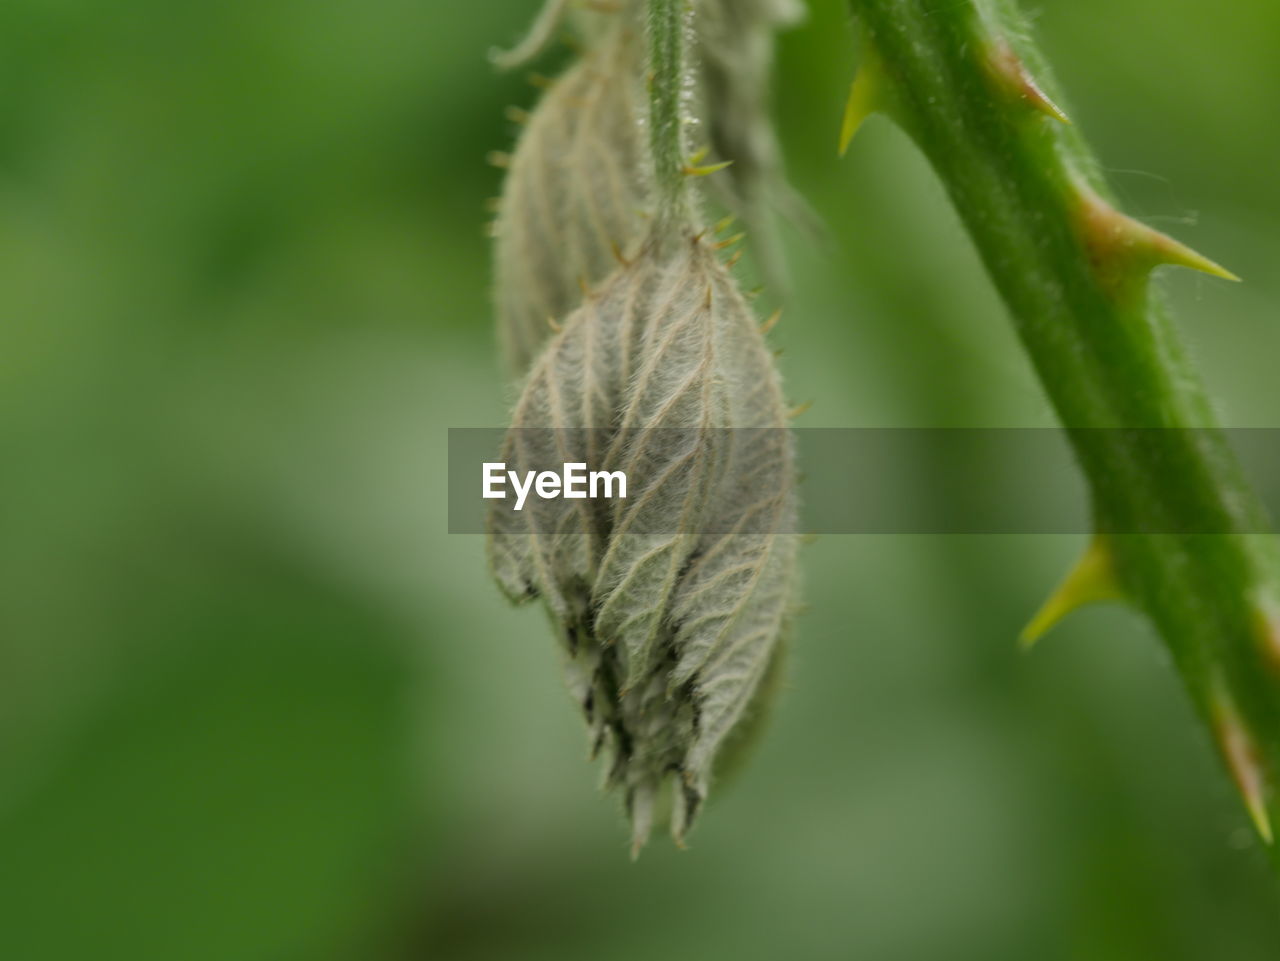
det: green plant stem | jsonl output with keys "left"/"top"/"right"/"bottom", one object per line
{"left": 845, "top": 0, "right": 1280, "bottom": 851}
{"left": 646, "top": 0, "right": 690, "bottom": 234}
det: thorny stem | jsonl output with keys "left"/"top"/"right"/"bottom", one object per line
{"left": 646, "top": 0, "right": 690, "bottom": 236}
{"left": 843, "top": 0, "right": 1280, "bottom": 855}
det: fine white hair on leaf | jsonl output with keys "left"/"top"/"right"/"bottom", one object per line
{"left": 693, "top": 0, "right": 815, "bottom": 290}
{"left": 491, "top": 1, "right": 813, "bottom": 379}
{"left": 492, "top": 23, "right": 649, "bottom": 377}
{"left": 489, "top": 0, "right": 573, "bottom": 71}
{"left": 487, "top": 235, "right": 799, "bottom": 852}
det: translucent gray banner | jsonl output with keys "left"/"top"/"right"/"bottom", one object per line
{"left": 448, "top": 428, "right": 1280, "bottom": 534}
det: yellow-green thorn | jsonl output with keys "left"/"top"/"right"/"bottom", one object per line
{"left": 839, "top": 49, "right": 887, "bottom": 156}
{"left": 1248, "top": 795, "right": 1274, "bottom": 846}
{"left": 1213, "top": 692, "right": 1274, "bottom": 845}
{"left": 1020, "top": 536, "right": 1123, "bottom": 648}
{"left": 1021, "top": 75, "right": 1070, "bottom": 125}
{"left": 1073, "top": 182, "right": 1241, "bottom": 295}
{"left": 1155, "top": 234, "right": 1241, "bottom": 282}
{"left": 787, "top": 400, "right": 813, "bottom": 419}
{"left": 683, "top": 158, "right": 734, "bottom": 177}
{"left": 1252, "top": 596, "right": 1280, "bottom": 673}
{"left": 985, "top": 37, "right": 1071, "bottom": 125}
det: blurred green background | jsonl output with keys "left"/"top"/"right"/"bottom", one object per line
{"left": 2, "top": 0, "right": 1279, "bottom": 958}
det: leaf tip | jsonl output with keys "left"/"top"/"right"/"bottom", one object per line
{"left": 628, "top": 783, "right": 654, "bottom": 860}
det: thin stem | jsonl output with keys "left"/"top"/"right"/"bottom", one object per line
{"left": 844, "top": 0, "right": 1280, "bottom": 854}
{"left": 647, "top": 0, "right": 690, "bottom": 234}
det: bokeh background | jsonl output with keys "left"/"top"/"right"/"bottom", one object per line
{"left": 3, "top": 0, "right": 1279, "bottom": 958}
